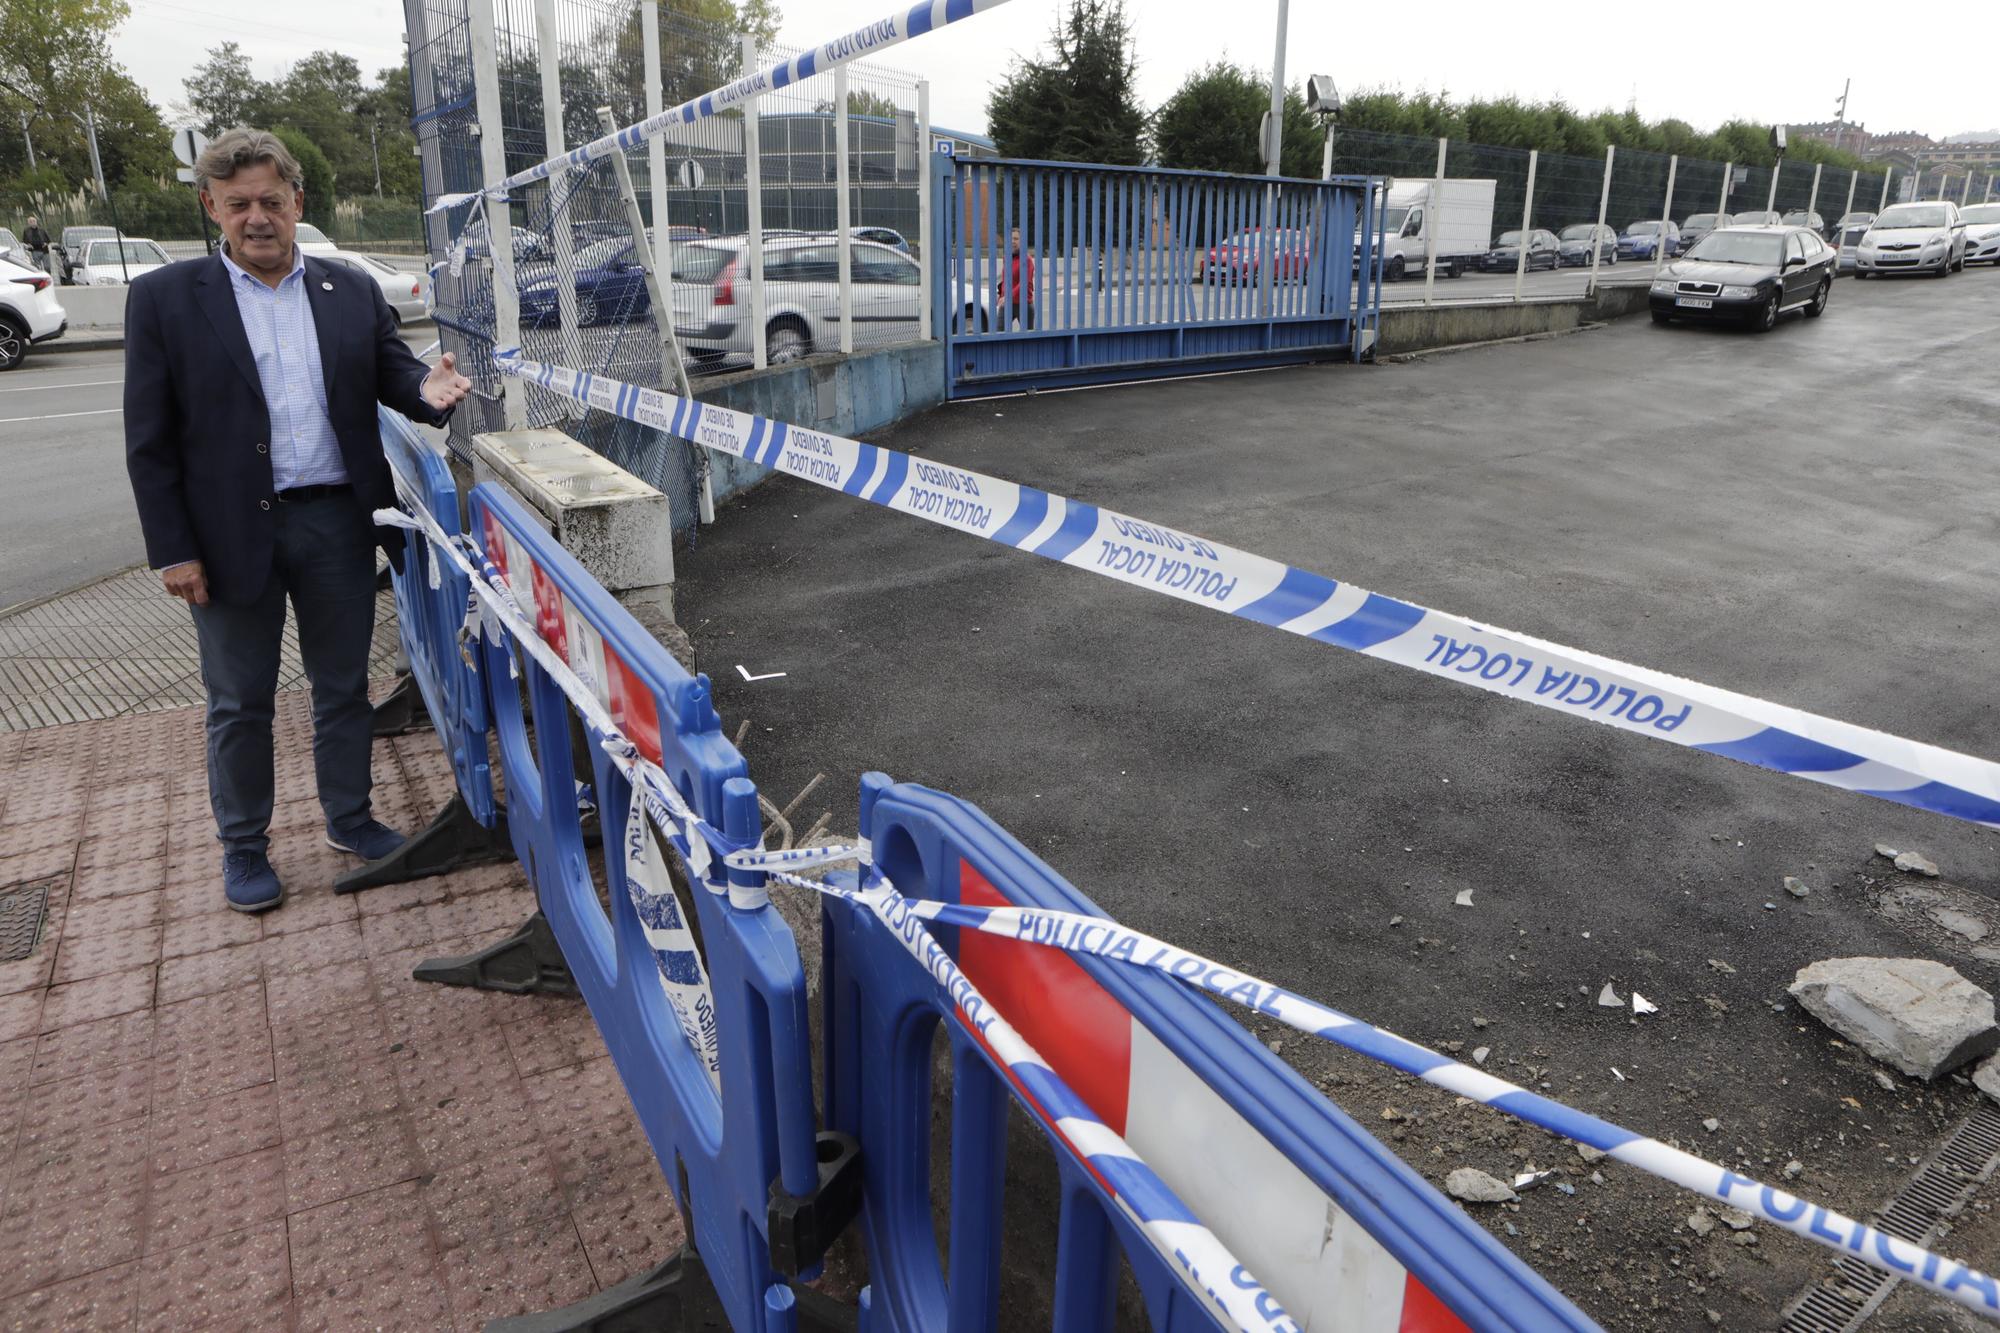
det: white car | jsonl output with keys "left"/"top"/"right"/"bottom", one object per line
{"left": 315, "top": 251, "right": 428, "bottom": 322}
{"left": 0, "top": 254, "right": 68, "bottom": 370}
{"left": 73, "top": 237, "right": 173, "bottom": 285}
{"left": 1853, "top": 201, "right": 1968, "bottom": 277}
{"left": 293, "top": 222, "right": 341, "bottom": 255}
{"left": 1959, "top": 203, "right": 2000, "bottom": 266}
{"left": 670, "top": 234, "right": 986, "bottom": 364}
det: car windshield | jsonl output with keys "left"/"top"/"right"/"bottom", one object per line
{"left": 88, "top": 241, "right": 163, "bottom": 264}
{"left": 1626, "top": 221, "right": 1662, "bottom": 235}
{"left": 669, "top": 243, "right": 733, "bottom": 283}
{"left": 1683, "top": 232, "right": 1783, "bottom": 266}
{"left": 1780, "top": 212, "right": 1813, "bottom": 225}
{"left": 294, "top": 223, "right": 331, "bottom": 244}
{"left": 1376, "top": 207, "right": 1410, "bottom": 233}
{"left": 573, "top": 238, "right": 632, "bottom": 268}
{"left": 1962, "top": 205, "right": 2000, "bottom": 224}
{"left": 1875, "top": 206, "right": 1949, "bottom": 229}
{"left": 1838, "top": 213, "right": 1873, "bottom": 226}
{"left": 1494, "top": 231, "right": 1521, "bottom": 246}
{"left": 1682, "top": 214, "right": 1721, "bottom": 230}
{"left": 1559, "top": 225, "right": 1597, "bottom": 241}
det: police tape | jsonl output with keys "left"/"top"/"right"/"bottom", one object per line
{"left": 426, "top": 0, "right": 1011, "bottom": 215}
{"left": 377, "top": 495, "right": 2000, "bottom": 1324}
{"left": 489, "top": 347, "right": 2000, "bottom": 832}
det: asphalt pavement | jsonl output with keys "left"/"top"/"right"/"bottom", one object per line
{"left": 674, "top": 269, "right": 2000, "bottom": 1328}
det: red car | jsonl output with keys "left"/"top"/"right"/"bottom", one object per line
{"left": 1202, "top": 228, "right": 1312, "bottom": 284}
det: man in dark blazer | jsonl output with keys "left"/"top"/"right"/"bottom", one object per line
{"left": 125, "top": 127, "right": 472, "bottom": 913}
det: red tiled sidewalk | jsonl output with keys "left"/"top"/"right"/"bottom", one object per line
{"left": 0, "top": 693, "right": 684, "bottom": 1332}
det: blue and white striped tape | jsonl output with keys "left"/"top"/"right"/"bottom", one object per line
{"left": 426, "top": 0, "right": 1012, "bottom": 215}
{"left": 379, "top": 496, "right": 2000, "bottom": 1325}
{"left": 489, "top": 348, "right": 2000, "bottom": 834}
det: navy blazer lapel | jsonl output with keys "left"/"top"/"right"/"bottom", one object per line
{"left": 193, "top": 256, "right": 261, "bottom": 396}
{"left": 303, "top": 256, "right": 341, "bottom": 399}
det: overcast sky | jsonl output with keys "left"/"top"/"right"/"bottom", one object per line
{"left": 116, "top": 0, "right": 1996, "bottom": 144}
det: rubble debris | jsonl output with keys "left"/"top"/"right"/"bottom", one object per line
{"left": 1454, "top": 889, "right": 1474, "bottom": 908}
{"left": 1687, "top": 1208, "right": 1717, "bottom": 1237}
{"left": 1512, "top": 1169, "right": 1556, "bottom": 1191}
{"left": 1576, "top": 1144, "right": 1607, "bottom": 1163}
{"left": 1789, "top": 957, "right": 1999, "bottom": 1080}
{"left": 1784, "top": 1160, "right": 1803, "bottom": 1180}
{"left": 1702, "top": 1118, "right": 1721, "bottom": 1133}
{"left": 1974, "top": 1053, "right": 2000, "bottom": 1105}
{"left": 1632, "top": 993, "right": 1659, "bottom": 1016}
{"left": 1875, "top": 843, "right": 1899, "bottom": 860}
{"left": 1784, "top": 876, "right": 1812, "bottom": 899}
{"left": 1893, "top": 850, "right": 1940, "bottom": 878}
{"left": 1472, "top": 1046, "right": 1490, "bottom": 1066}
{"left": 1708, "top": 959, "right": 1737, "bottom": 975}
{"left": 1872, "top": 1070, "right": 1897, "bottom": 1093}
{"left": 1445, "top": 1168, "right": 1518, "bottom": 1204}
{"left": 1929, "top": 907, "right": 1990, "bottom": 944}
{"left": 1598, "top": 983, "right": 1624, "bottom": 1008}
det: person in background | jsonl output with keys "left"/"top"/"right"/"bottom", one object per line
{"left": 997, "top": 226, "right": 1035, "bottom": 331}
{"left": 123, "top": 127, "right": 472, "bottom": 914}
{"left": 21, "top": 216, "right": 50, "bottom": 274}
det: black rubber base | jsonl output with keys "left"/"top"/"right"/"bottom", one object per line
{"left": 334, "top": 792, "right": 512, "bottom": 895}
{"left": 370, "top": 671, "right": 432, "bottom": 736}
{"left": 414, "top": 909, "right": 577, "bottom": 998}
{"left": 481, "top": 1244, "right": 856, "bottom": 1333}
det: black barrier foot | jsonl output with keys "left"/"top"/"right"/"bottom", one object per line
{"left": 414, "top": 909, "right": 577, "bottom": 998}
{"left": 480, "top": 1244, "right": 857, "bottom": 1333}
{"left": 768, "top": 1132, "right": 864, "bottom": 1276}
{"left": 370, "top": 670, "right": 432, "bottom": 736}
{"left": 334, "top": 793, "right": 512, "bottom": 895}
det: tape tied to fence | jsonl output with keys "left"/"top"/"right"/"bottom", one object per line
{"left": 376, "top": 497, "right": 2000, "bottom": 1325}
{"left": 426, "top": 0, "right": 1012, "bottom": 215}
{"left": 488, "top": 347, "right": 2000, "bottom": 834}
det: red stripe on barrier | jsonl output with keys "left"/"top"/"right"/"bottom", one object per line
{"left": 957, "top": 861, "right": 1132, "bottom": 1136}
{"left": 1397, "top": 1272, "right": 1470, "bottom": 1333}
{"left": 529, "top": 561, "right": 569, "bottom": 661}
{"left": 605, "top": 646, "right": 663, "bottom": 766}
{"left": 482, "top": 512, "right": 508, "bottom": 579}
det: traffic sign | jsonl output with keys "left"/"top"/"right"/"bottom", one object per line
{"left": 171, "top": 127, "right": 209, "bottom": 170}
{"left": 676, "top": 158, "right": 705, "bottom": 190}
{"left": 175, "top": 167, "right": 198, "bottom": 184}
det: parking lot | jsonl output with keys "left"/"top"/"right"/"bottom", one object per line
{"left": 676, "top": 271, "right": 2000, "bottom": 1329}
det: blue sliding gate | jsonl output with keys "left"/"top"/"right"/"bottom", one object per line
{"left": 933, "top": 151, "right": 1386, "bottom": 397}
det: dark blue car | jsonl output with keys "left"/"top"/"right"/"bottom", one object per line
{"left": 517, "top": 237, "right": 653, "bottom": 326}
{"left": 1616, "top": 219, "right": 1679, "bottom": 260}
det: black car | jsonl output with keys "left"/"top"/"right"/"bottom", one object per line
{"left": 1478, "top": 228, "right": 1560, "bottom": 272}
{"left": 1649, "top": 225, "right": 1835, "bottom": 332}
{"left": 1673, "top": 212, "right": 1733, "bottom": 255}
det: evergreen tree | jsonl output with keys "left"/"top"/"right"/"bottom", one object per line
{"left": 1152, "top": 61, "right": 1322, "bottom": 177}
{"left": 986, "top": 0, "right": 1144, "bottom": 164}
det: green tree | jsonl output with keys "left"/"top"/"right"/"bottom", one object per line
{"left": 987, "top": 0, "right": 1144, "bottom": 164}
{"left": 178, "top": 42, "right": 269, "bottom": 136}
{"left": 0, "top": 0, "right": 172, "bottom": 190}
{"left": 816, "top": 88, "right": 900, "bottom": 122}
{"left": 1152, "top": 61, "right": 1323, "bottom": 177}
{"left": 272, "top": 125, "right": 334, "bottom": 228}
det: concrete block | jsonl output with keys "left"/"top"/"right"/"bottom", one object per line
{"left": 470, "top": 428, "right": 675, "bottom": 617}
{"left": 1789, "top": 957, "right": 1999, "bottom": 1080}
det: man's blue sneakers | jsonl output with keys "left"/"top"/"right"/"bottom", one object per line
{"left": 223, "top": 849, "right": 285, "bottom": 913}
{"left": 325, "top": 819, "right": 407, "bottom": 862}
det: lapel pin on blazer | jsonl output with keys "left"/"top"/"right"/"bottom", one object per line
{"left": 321, "top": 280, "right": 333, "bottom": 290}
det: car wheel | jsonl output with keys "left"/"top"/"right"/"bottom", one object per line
{"left": 0, "top": 317, "right": 25, "bottom": 371}
{"left": 1805, "top": 277, "right": 1830, "bottom": 318}
{"left": 767, "top": 320, "right": 809, "bottom": 364}
{"left": 575, "top": 293, "right": 600, "bottom": 325}
{"left": 1385, "top": 255, "right": 1406, "bottom": 282}
{"left": 1650, "top": 310, "right": 1672, "bottom": 326}
{"left": 1754, "top": 291, "right": 1780, "bottom": 332}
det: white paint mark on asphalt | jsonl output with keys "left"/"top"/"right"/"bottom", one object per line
{"left": 0, "top": 378, "right": 124, "bottom": 393}
{"left": 0, "top": 408, "right": 123, "bottom": 424}
{"left": 736, "top": 665, "right": 787, "bottom": 682}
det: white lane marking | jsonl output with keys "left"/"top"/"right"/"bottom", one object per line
{"left": 735, "top": 664, "right": 786, "bottom": 682}
{"left": 0, "top": 378, "right": 124, "bottom": 393}
{"left": 0, "top": 408, "right": 123, "bottom": 424}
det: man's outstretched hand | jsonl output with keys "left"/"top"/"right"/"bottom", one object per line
{"left": 421, "top": 352, "right": 473, "bottom": 412}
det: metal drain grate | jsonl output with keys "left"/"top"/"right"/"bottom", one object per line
{"left": 1781, "top": 1100, "right": 2000, "bottom": 1332}
{"left": 0, "top": 880, "right": 52, "bottom": 962}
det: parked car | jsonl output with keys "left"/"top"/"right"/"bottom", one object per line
{"left": 1616, "top": 219, "right": 1679, "bottom": 260}
{"left": 1674, "top": 213, "right": 1732, "bottom": 255}
{"left": 73, "top": 237, "right": 173, "bottom": 285}
{"left": 315, "top": 251, "right": 428, "bottom": 323}
{"left": 0, "top": 253, "right": 68, "bottom": 370}
{"left": 1557, "top": 223, "right": 1618, "bottom": 266}
{"left": 1648, "top": 225, "right": 1834, "bottom": 331}
{"left": 1852, "top": 201, "right": 1967, "bottom": 277}
{"left": 851, "top": 226, "right": 910, "bottom": 253}
{"left": 292, "top": 221, "right": 341, "bottom": 255}
{"left": 1955, "top": 203, "right": 2000, "bottom": 266}
{"left": 1478, "top": 228, "right": 1560, "bottom": 272}
{"left": 517, "top": 235, "right": 656, "bottom": 326}
{"left": 1731, "top": 210, "right": 1782, "bottom": 227}
{"left": 668, "top": 234, "right": 988, "bottom": 365}
{"left": 1834, "top": 212, "right": 1876, "bottom": 272}
{"left": 1779, "top": 210, "right": 1825, "bottom": 236}
{"left": 1203, "top": 228, "right": 1312, "bottom": 284}
{"left": 55, "top": 225, "right": 118, "bottom": 283}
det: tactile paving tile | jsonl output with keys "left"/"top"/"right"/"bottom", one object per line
{"left": 569, "top": 1184, "right": 685, "bottom": 1291}
{"left": 420, "top": 1140, "right": 566, "bottom": 1250}
{"left": 28, "top": 1009, "right": 154, "bottom": 1086}
{"left": 134, "top": 1219, "right": 292, "bottom": 1332}
{"left": 148, "top": 1081, "right": 279, "bottom": 1174}
{"left": 287, "top": 1180, "right": 454, "bottom": 1333}
{"left": 283, "top": 1112, "right": 422, "bottom": 1214}
{"left": 0, "top": 1256, "right": 140, "bottom": 1331}
{"left": 0, "top": 882, "right": 49, "bottom": 965}
{"left": 0, "top": 565, "right": 401, "bottom": 732}
{"left": 16, "top": 1058, "right": 153, "bottom": 1148}
{"left": 144, "top": 1145, "right": 287, "bottom": 1251}
{"left": 155, "top": 944, "right": 263, "bottom": 1008}
{"left": 438, "top": 1213, "right": 597, "bottom": 1332}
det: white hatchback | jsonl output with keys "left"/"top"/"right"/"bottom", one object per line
{"left": 73, "top": 237, "right": 173, "bottom": 285}
{"left": 0, "top": 254, "right": 68, "bottom": 370}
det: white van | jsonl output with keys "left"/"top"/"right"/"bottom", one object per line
{"left": 1363, "top": 179, "right": 1497, "bottom": 281}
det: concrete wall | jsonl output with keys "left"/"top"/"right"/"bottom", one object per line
{"left": 52, "top": 285, "right": 129, "bottom": 330}
{"left": 687, "top": 340, "right": 946, "bottom": 522}
{"left": 1375, "top": 285, "right": 1650, "bottom": 357}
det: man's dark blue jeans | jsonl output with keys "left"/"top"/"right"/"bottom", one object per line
{"left": 190, "top": 489, "right": 379, "bottom": 854}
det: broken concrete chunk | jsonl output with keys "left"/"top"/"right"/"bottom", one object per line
{"left": 1929, "top": 907, "right": 1990, "bottom": 944}
{"left": 1445, "top": 1168, "right": 1518, "bottom": 1204}
{"left": 1598, "top": 983, "right": 1624, "bottom": 1008}
{"left": 1472, "top": 1046, "right": 1490, "bottom": 1066}
{"left": 1576, "top": 1144, "right": 1607, "bottom": 1163}
{"left": 1893, "top": 850, "right": 1940, "bottom": 878}
{"left": 1875, "top": 843, "right": 1900, "bottom": 860}
{"left": 1784, "top": 1160, "right": 1803, "bottom": 1180}
{"left": 1701, "top": 1118, "right": 1720, "bottom": 1133}
{"left": 1708, "top": 959, "right": 1737, "bottom": 975}
{"left": 1720, "top": 1207, "right": 1754, "bottom": 1231}
{"left": 1974, "top": 1053, "right": 2000, "bottom": 1105}
{"left": 1784, "top": 876, "right": 1812, "bottom": 899}
{"left": 1789, "top": 958, "right": 2000, "bottom": 1080}
{"left": 1687, "top": 1208, "right": 1716, "bottom": 1237}
{"left": 1872, "top": 1069, "right": 1897, "bottom": 1093}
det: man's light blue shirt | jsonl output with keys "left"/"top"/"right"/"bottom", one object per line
{"left": 219, "top": 245, "right": 346, "bottom": 489}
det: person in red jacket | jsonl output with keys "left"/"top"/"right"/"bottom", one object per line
{"left": 996, "top": 227, "right": 1035, "bottom": 330}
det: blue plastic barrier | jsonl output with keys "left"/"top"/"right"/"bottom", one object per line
{"left": 823, "top": 773, "right": 1599, "bottom": 1333}
{"left": 468, "top": 481, "right": 824, "bottom": 1330}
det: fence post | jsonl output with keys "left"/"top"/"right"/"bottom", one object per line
{"left": 1765, "top": 158, "right": 1780, "bottom": 213}
{"left": 1654, "top": 154, "right": 1677, "bottom": 278}
{"left": 467, "top": 0, "right": 525, "bottom": 428}
{"left": 642, "top": 1, "right": 666, "bottom": 230}
{"left": 1844, "top": 169, "right": 1858, "bottom": 223}
{"left": 834, "top": 67, "right": 854, "bottom": 355}
{"left": 1806, "top": 162, "right": 1822, "bottom": 222}
{"left": 1513, "top": 149, "right": 1538, "bottom": 303}
{"left": 918, "top": 78, "right": 932, "bottom": 342}
{"left": 1588, "top": 144, "right": 1613, "bottom": 296}
{"left": 1962, "top": 173, "right": 1974, "bottom": 205}
{"left": 1718, "top": 160, "right": 1733, "bottom": 217}
{"left": 741, "top": 34, "right": 768, "bottom": 370}
{"left": 1987, "top": 176, "right": 1995, "bottom": 203}
{"left": 1422, "top": 135, "right": 1445, "bottom": 306}
{"left": 1879, "top": 169, "right": 1893, "bottom": 212}
{"left": 401, "top": 0, "right": 446, "bottom": 254}
{"left": 533, "top": 0, "right": 586, "bottom": 417}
